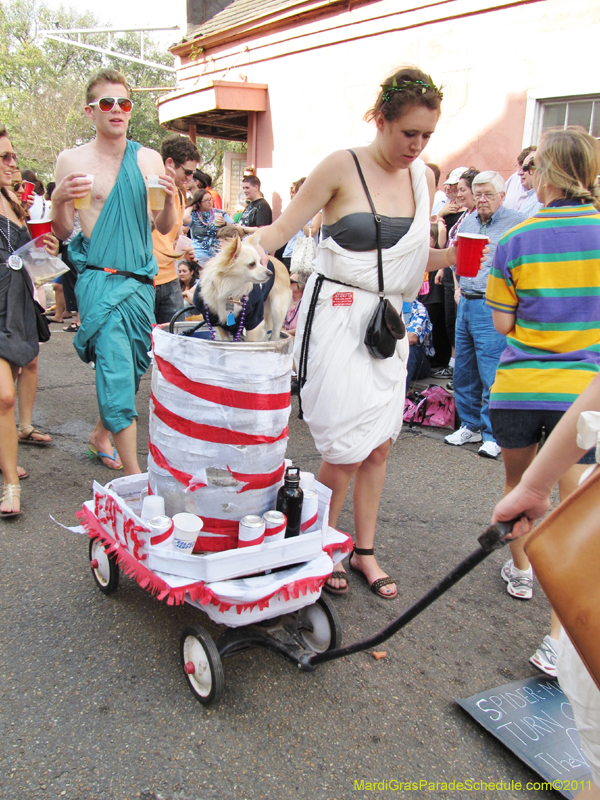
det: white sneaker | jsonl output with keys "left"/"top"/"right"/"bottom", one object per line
{"left": 444, "top": 426, "right": 482, "bottom": 446}
{"left": 530, "top": 635, "right": 558, "bottom": 677}
{"left": 478, "top": 441, "right": 501, "bottom": 459}
{"left": 501, "top": 558, "right": 513, "bottom": 583}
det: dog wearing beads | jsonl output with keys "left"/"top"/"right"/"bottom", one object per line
{"left": 194, "top": 233, "right": 292, "bottom": 342}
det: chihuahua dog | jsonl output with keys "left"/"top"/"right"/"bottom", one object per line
{"left": 195, "top": 234, "right": 292, "bottom": 342}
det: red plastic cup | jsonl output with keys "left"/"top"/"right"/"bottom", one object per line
{"left": 28, "top": 219, "right": 53, "bottom": 246}
{"left": 21, "top": 181, "right": 35, "bottom": 202}
{"left": 456, "top": 233, "right": 489, "bottom": 277}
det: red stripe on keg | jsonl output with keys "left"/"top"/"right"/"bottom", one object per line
{"left": 151, "top": 393, "right": 288, "bottom": 445}
{"left": 199, "top": 518, "right": 240, "bottom": 536}
{"left": 148, "top": 440, "right": 206, "bottom": 491}
{"left": 155, "top": 354, "right": 290, "bottom": 410}
{"left": 194, "top": 534, "right": 238, "bottom": 553}
{"left": 228, "top": 463, "right": 285, "bottom": 493}
{"left": 300, "top": 512, "right": 318, "bottom": 532}
{"left": 194, "top": 518, "right": 240, "bottom": 552}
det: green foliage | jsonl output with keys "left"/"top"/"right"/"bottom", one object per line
{"left": 0, "top": 0, "right": 243, "bottom": 187}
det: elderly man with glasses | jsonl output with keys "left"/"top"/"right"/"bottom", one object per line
{"left": 444, "top": 171, "right": 526, "bottom": 458}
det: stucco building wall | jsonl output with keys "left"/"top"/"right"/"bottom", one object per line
{"left": 168, "top": 0, "right": 600, "bottom": 212}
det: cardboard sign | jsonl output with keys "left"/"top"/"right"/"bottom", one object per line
{"left": 458, "top": 676, "right": 592, "bottom": 799}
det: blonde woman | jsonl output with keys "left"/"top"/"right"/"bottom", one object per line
{"left": 487, "top": 127, "right": 600, "bottom": 673}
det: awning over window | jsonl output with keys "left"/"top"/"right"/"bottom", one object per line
{"left": 157, "top": 80, "right": 267, "bottom": 141}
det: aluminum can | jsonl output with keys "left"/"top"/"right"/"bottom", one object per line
{"left": 300, "top": 489, "right": 319, "bottom": 534}
{"left": 238, "top": 514, "right": 266, "bottom": 547}
{"left": 146, "top": 515, "right": 173, "bottom": 547}
{"left": 263, "top": 509, "right": 286, "bottom": 542}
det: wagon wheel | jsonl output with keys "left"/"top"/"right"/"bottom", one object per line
{"left": 297, "top": 594, "right": 342, "bottom": 653}
{"left": 180, "top": 625, "right": 225, "bottom": 706}
{"left": 89, "top": 536, "right": 119, "bottom": 594}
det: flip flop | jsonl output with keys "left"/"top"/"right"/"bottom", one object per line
{"left": 17, "top": 425, "right": 52, "bottom": 446}
{"left": 17, "top": 466, "right": 30, "bottom": 480}
{"left": 63, "top": 322, "right": 80, "bottom": 333}
{"left": 87, "top": 445, "right": 123, "bottom": 471}
{"left": 323, "top": 570, "right": 349, "bottom": 596}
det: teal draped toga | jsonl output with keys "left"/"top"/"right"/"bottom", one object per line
{"left": 68, "top": 140, "right": 158, "bottom": 433}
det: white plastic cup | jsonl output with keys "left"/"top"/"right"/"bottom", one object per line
{"left": 141, "top": 494, "right": 165, "bottom": 521}
{"left": 147, "top": 174, "right": 166, "bottom": 210}
{"left": 74, "top": 174, "right": 94, "bottom": 210}
{"left": 172, "top": 512, "right": 203, "bottom": 554}
{"left": 300, "top": 471, "right": 315, "bottom": 492}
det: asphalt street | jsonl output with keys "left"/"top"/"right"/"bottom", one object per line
{"left": 0, "top": 330, "right": 564, "bottom": 800}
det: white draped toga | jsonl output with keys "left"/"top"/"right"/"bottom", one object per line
{"left": 293, "top": 157, "right": 431, "bottom": 465}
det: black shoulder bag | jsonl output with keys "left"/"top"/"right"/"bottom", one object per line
{"left": 348, "top": 150, "right": 405, "bottom": 359}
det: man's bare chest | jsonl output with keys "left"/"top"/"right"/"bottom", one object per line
{"left": 84, "top": 154, "right": 123, "bottom": 205}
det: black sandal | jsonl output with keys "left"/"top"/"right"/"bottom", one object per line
{"left": 349, "top": 547, "right": 398, "bottom": 600}
{"left": 323, "top": 570, "right": 349, "bottom": 596}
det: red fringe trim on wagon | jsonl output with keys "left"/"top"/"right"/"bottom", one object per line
{"left": 322, "top": 530, "right": 354, "bottom": 560}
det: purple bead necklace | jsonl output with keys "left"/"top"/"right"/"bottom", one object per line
{"left": 205, "top": 295, "right": 248, "bottom": 341}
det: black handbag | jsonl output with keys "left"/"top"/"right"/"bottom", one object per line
{"left": 34, "top": 299, "right": 51, "bottom": 343}
{"left": 348, "top": 150, "right": 405, "bottom": 359}
{"left": 17, "top": 263, "right": 51, "bottom": 343}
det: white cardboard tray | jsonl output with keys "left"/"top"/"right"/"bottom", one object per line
{"left": 146, "top": 528, "right": 324, "bottom": 583}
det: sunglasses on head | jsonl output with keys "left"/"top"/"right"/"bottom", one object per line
{"left": 521, "top": 162, "right": 537, "bottom": 173}
{"left": 12, "top": 181, "right": 23, "bottom": 191}
{"left": 88, "top": 96, "right": 133, "bottom": 113}
{"left": 0, "top": 151, "right": 18, "bottom": 166}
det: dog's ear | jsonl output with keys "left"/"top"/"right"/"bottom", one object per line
{"left": 220, "top": 235, "right": 244, "bottom": 259}
{"left": 246, "top": 232, "right": 260, "bottom": 247}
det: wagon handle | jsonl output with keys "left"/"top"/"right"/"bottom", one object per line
{"left": 298, "top": 521, "right": 514, "bottom": 672}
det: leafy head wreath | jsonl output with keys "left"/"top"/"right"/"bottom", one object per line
{"left": 381, "top": 76, "right": 443, "bottom": 103}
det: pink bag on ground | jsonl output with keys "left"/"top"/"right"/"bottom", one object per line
{"left": 403, "top": 385, "right": 455, "bottom": 429}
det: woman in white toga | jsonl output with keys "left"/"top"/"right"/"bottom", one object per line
{"left": 259, "top": 67, "right": 457, "bottom": 598}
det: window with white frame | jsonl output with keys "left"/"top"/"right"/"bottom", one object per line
{"left": 535, "top": 96, "right": 600, "bottom": 141}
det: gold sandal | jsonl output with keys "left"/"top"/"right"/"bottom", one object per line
{"left": 17, "top": 424, "right": 52, "bottom": 446}
{"left": 0, "top": 483, "right": 21, "bottom": 518}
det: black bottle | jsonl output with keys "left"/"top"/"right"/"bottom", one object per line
{"left": 276, "top": 466, "right": 304, "bottom": 538}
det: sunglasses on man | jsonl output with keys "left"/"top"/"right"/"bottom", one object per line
{"left": 521, "top": 162, "right": 537, "bottom": 173}
{"left": 88, "top": 97, "right": 133, "bottom": 113}
{"left": 176, "top": 165, "right": 195, "bottom": 177}
{"left": 0, "top": 151, "right": 18, "bottom": 166}
{"left": 12, "top": 181, "right": 23, "bottom": 191}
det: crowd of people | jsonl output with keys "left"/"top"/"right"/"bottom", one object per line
{"left": 1, "top": 64, "right": 599, "bottom": 798}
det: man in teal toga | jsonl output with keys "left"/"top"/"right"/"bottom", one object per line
{"left": 52, "top": 68, "right": 178, "bottom": 474}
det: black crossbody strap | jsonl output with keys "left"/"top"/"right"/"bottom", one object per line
{"left": 347, "top": 149, "right": 384, "bottom": 296}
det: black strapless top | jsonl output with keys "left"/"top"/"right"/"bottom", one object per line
{"left": 322, "top": 212, "right": 413, "bottom": 252}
